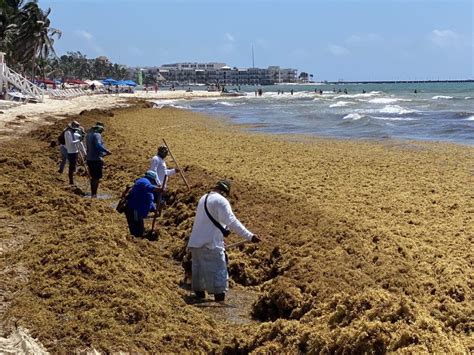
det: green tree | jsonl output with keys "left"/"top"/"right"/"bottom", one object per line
{"left": 299, "top": 72, "right": 309, "bottom": 82}
{"left": 1, "top": 0, "right": 60, "bottom": 78}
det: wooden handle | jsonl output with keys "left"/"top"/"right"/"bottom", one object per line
{"left": 162, "top": 138, "right": 191, "bottom": 190}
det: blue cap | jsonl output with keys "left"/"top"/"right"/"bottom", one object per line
{"left": 145, "top": 170, "right": 159, "bottom": 185}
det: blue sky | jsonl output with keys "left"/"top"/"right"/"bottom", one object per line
{"left": 39, "top": 0, "right": 473, "bottom": 81}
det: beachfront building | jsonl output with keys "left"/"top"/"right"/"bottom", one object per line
{"left": 156, "top": 62, "right": 298, "bottom": 85}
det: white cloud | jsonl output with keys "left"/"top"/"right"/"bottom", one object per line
{"left": 75, "top": 30, "right": 93, "bottom": 40}
{"left": 224, "top": 32, "right": 235, "bottom": 42}
{"left": 328, "top": 44, "right": 349, "bottom": 56}
{"left": 429, "top": 29, "right": 459, "bottom": 47}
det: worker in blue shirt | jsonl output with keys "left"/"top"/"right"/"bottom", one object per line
{"left": 86, "top": 122, "right": 111, "bottom": 197}
{"left": 125, "top": 170, "right": 162, "bottom": 238}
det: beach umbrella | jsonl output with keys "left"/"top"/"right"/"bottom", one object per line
{"left": 90, "top": 80, "right": 104, "bottom": 87}
{"left": 124, "top": 80, "right": 137, "bottom": 87}
{"left": 103, "top": 78, "right": 118, "bottom": 85}
{"left": 39, "top": 79, "right": 56, "bottom": 85}
{"left": 66, "top": 79, "right": 88, "bottom": 85}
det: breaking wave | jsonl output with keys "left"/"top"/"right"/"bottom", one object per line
{"left": 343, "top": 113, "right": 365, "bottom": 120}
{"left": 368, "top": 98, "right": 403, "bottom": 104}
{"left": 330, "top": 101, "right": 352, "bottom": 108}
{"left": 379, "top": 105, "right": 417, "bottom": 115}
{"left": 371, "top": 116, "right": 418, "bottom": 121}
{"left": 214, "top": 101, "right": 244, "bottom": 107}
{"left": 432, "top": 95, "right": 453, "bottom": 100}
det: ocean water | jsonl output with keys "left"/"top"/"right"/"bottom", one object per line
{"left": 154, "top": 82, "right": 474, "bottom": 146}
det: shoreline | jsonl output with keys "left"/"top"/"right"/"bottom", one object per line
{"left": 0, "top": 90, "right": 221, "bottom": 142}
{"left": 1, "top": 103, "right": 472, "bottom": 352}
{"left": 1, "top": 90, "right": 472, "bottom": 148}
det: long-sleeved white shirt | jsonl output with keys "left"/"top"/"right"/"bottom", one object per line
{"left": 187, "top": 191, "right": 253, "bottom": 250}
{"left": 64, "top": 130, "right": 81, "bottom": 154}
{"left": 149, "top": 155, "right": 176, "bottom": 188}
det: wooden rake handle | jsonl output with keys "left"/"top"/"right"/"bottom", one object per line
{"left": 162, "top": 138, "right": 191, "bottom": 191}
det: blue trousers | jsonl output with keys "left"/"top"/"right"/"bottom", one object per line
{"left": 125, "top": 208, "right": 144, "bottom": 238}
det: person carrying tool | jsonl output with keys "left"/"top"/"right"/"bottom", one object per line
{"left": 187, "top": 180, "right": 261, "bottom": 302}
{"left": 125, "top": 170, "right": 162, "bottom": 239}
{"left": 85, "top": 122, "right": 111, "bottom": 198}
{"left": 149, "top": 145, "right": 179, "bottom": 190}
{"left": 62, "top": 121, "right": 82, "bottom": 185}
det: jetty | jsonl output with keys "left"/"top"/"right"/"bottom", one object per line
{"left": 327, "top": 79, "right": 474, "bottom": 84}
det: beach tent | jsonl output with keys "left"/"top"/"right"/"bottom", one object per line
{"left": 90, "top": 80, "right": 104, "bottom": 87}
{"left": 66, "top": 79, "right": 87, "bottom": 85}
{"left": 115, "top": 80, "right": 128, "bottom": 86}
{"left": 38, "top": 79, "right": 56, "bottom": 85}
{"left": 103, "top": 78, "right": 118, "bottom": 85}
{"left": 124, "top": 80, "right": 137, "bottom": 87}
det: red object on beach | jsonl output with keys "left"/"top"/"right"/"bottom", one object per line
{"left": 39, "top": 79, "right": 56, "bottom": 85}
{"left": 65, "top": 79, "right": 87, "bottom": 85}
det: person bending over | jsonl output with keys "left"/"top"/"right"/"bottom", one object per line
{"left": 187, "top": 180, "right": 261, "bottom": 302}
{"left": 125, "top": 170, "right": 162, "bottom": 238}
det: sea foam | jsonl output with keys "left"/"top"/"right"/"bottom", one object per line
{"left": 371, "top": 116, "right": 418, "bottom": 121}
{"left": 330, "top": 101, "right": 351, "bottom": 108}
{"left": 379, "top": 105, "right": 416, "bottom": 115}
{"left": 368, "top": 98, "right": 401, "bottom": 104}
{"left": 343, "top": 113, "right": 364, "bottom": 120}
{"left": 215, "top": 101, "right": 243, "bottom": 107}
{"left": 432, "top": 95, "right": 453, "bottom": 100}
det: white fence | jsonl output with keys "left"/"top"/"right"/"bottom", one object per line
{"left": 0, "top": 53, "right": 44, "bottom": 102}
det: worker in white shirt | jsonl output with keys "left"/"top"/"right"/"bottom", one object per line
{"left": 187, "top": 180, "right": 261, "bottom": 302}
{"left": 58, "top": 124, "right": 85, "bottom": 176}
{"left": 149, "top": 145, "right": 179, "bottom": 189}
{"left": 64, "top": 121, "right": 81, "bottom": 185}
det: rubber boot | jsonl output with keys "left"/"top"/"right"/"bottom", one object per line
{"left": 68, "top": 169, "right": 74, "bottom": 185}
{"left": 91, "top": 179, "right": 99, "bottom": 197}
{"left": 214, "top": 293, "right": 225, "bottom": 302}
{"left": 195, "top": 291, "right": 205, "bottom": 299}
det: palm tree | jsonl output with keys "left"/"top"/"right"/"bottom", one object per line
{"left": 0, "top": 0, "right": 25, "bottom": 64}
{"left": 14, "top": 1, "right": 61, "bottom": 79}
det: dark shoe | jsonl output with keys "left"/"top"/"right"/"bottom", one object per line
{"left": 214, "top": 293, "right": 225, "bottom": 302}
{"left": 144, "top": 230, "right": 158, "bottom": 241}
{"left": 195, "top": 291, "right": 205, "bottom": 299}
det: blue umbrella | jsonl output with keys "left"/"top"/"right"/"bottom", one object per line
{"left": 102, "top": 78, "right": 117, "bottom": 85}
{"left": 124, "top": 80, "right": 137, "bottom": 87}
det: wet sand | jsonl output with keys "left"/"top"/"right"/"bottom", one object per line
{"left": 0, "top": 104, "right": 472, "bottom": 352}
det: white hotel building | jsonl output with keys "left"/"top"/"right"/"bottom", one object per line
{"left": 157, "top": 62, "right": 298, "bottom": 85}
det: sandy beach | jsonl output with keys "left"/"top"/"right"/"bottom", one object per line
{"left": 0, "top": 100, "right": 472, "bottom": 352}
{"left": 0, "top": 90, "right": 221, "bottom": 141}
